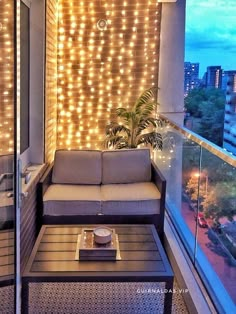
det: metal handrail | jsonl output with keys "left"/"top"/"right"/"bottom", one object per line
{"left": 0, "top": 173, "right": 13, "bottom": 185}
{"left": 159, "top": 114, "right": 236, "bottom": 168}
{"left": 0, "top": 171, "right": 31, "bottom": 185}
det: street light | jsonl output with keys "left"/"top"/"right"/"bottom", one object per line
{"left": 193, "top": 172, "right": 208, "bottom": 197}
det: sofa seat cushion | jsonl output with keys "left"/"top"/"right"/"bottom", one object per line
{"left": 43, "top": 184, "right": 102, "bottom": 216}
{"left": 102, "top": 149, "right": 151, "bottom": 184}
{"left": 52, "top": 150, "right": 102, "bottom": 185}
{"left": 101, "top": 182, "right": 161, "bottom": 215}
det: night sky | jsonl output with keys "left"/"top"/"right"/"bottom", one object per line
{"left": 185, "top": 0, "right": 236, "bottom": 77}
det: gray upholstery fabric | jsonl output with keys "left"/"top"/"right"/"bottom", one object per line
{"left": 0, "top": 154, "right": 13, "bottom": 191}
{"left": 101, "top": 182, "right": 161, "bottom": 215}
{"left": 0, "top": 191, "right": 14, "bottom": 225}
{"left": 43, "top": 149, "right": 164, "bottom": 218}
{"left": 102, "top": 149, "right": 151, "bottom": 184}
{"left": 52, "top": 150, "right": 102, "bottom": 185}
{"left": 43, "top": 184, "right": 102, "bottom": 215}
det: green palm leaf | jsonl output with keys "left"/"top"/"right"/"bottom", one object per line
{"left": 116, "top": 108, "right": 134, "bottom": 125}
{"left": 139, "top": 117, "right": 163, "bottom": 128}
{"left": 116, "top": 140, "right": 129, "bottom": 149}
{"left": 116, "top": 107, "right": 128, "bottom": 117}
{"left": 103, "top": 135, "right": 128, "bottom": 149}
{"left": 136, "top": 118, "right": 163, "bottom": 137}
{"left": 105, "top": 122, "right": 130, "bottom": 136}
{"left": 137, "top": 131, "right": 163, "bottom": 150}
{"left": 134, "top": 87, "right": 158, "bottom": 115}
{"left": 138, "top": 102, "right": 157, "bottom": 120}
{"left": 103, "top": 87, "right": 164, "bottom": 151}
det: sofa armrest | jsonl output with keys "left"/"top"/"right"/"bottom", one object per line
{"left": 36, "top": 163, "right": 54, "bottom": 226}
{"left": 151, "top": 160, "right": 166, "bottom": 223}
{"left": 38, "top": 163, "right": 54, "bottom": 197}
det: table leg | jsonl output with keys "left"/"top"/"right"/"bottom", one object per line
{"left": 163, "top": 279, "right": 173, "bottom": 314}
{"left": 21, "top": 280, "right": 29, "bottom": 314}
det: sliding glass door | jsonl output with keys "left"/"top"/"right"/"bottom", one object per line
{"left": 0, "top": 0, "right": 17, "bottom": 312}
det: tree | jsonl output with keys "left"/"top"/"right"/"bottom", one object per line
{"left": 201, "top": 149, "right": 235, "bottom": 183}
{"left": 184, "top": 87, "right": 225, "bottom": 146}
{"left": 184, "top": 160, "right": 236, "bottom": 225}
{"left": 103, "top": 87, "right": 163, "bottom": 150}
{"left": 185, "top": 88, "right": 225, "bottom": 117}
{"left": 185, "top": 174, "right": 206, "bottom": 205}
{"left": 184, "top": 88, "right": 208, "bottom": 117}
{"left": 202, "top": 189, "right": 218, "bottom": 219}
{"left": 202, "top": 183, "right": 236, "bottom": 224}
{"left": 198, "top": 102, "right": 224, "bottom": 146}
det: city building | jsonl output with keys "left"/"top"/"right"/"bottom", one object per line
{"left": 222, "top": 70, "right": 236, "bottom": 91}
{"left": 203, "top": 66, "right": 222, "bottom": 89}
{"left": 0, "top": 1, "right": 235, "bottom": 313}
{"left": 223, "top": 71, "right": 236, "bottom": 154}
{"left": 184, "top": 62, "right": 200, "bottom": 96}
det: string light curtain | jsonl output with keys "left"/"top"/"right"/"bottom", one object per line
{"left": 0, "top": 1, "right": 14, "bottom": 155}
{"left": 57, "top": 0, "right": 161, "bottom": 149}
{"left": 45, "top": 0, "right": 58, "bottom": 162}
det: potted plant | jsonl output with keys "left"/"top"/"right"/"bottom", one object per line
{"left": 103, "top": 87, "right": 163, "bottom": 150}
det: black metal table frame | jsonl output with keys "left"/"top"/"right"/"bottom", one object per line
{"left": 22, "top": 225, "right": 174, "bottom": 313}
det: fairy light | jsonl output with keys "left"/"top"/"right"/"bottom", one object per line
{"left": 56, "top": 0, "right": 160, "bottom": 149}
{"left": 0, "top": 1, "right": 14, "bottom": 154}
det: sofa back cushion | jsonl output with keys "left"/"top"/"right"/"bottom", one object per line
{"left": 0, "top": 154, "right": 13, "bottom": 191}
{"left": 52, "top": 150, "right": 102, "bottom": 184}
{"left": 102, "top": 149, "right": 151, "bottom": 184}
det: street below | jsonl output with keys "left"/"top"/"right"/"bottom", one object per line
{"left": 181, "top": 201, "right": 236, "bottom": 303}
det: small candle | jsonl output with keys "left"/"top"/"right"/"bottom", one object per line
{"left": 94, "top": 227, "right": 112, "bottom": 244}
{"left": 95, "top": 228, "right": 111, "bottom": 237}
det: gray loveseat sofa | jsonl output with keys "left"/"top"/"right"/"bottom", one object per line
{"left": 39, "top": 148, "right": 166, "bottom": 236}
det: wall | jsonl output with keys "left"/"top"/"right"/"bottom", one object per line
{"left": 0, "top": 0, "right": 14, "bottom": 155}
{"left": 20, "top": 0, "right": 45, "bottom": 169}
{"left": 45, "top": 0, "right": 58, "bottom": 162}
{"left": 56, "top": 0, "right": 161, "bottom": 149}
{"left": 29, "top": 0, "right": 45, "bottom": 164}
{"left": 158, "top": 0, "right": 186, "bottom": 125}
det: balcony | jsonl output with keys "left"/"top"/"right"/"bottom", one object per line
{"left": 1, "top": 117, "right": 233, "bottom": 314}
{"left": 153, "top": 115, "right": 236, "bottom": 313}
{"left": 1, "top": 0, "right": 235, "bottom": 312}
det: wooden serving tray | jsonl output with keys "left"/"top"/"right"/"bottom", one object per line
{"left": 78, "top": 228, "right": 117, "bottom": 261}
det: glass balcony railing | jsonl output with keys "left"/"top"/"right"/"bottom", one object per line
{"left": 154, "top": 116, "right": 236, "bottom": 313}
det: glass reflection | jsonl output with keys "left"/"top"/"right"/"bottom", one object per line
{"left": 195, "top": 148, "right": 236, "bottom": 304}
{"left": 154, "top": 118, "right": 236, "bottom": 309}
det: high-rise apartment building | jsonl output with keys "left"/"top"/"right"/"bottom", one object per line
{"left": 222, "top": 70, "right": 236, "bottom": 91}
{"left": 204, "top": 66, "right": 222, "bottom": 89}
{"left": 184, "top": 62, "right": 200, "bottom": 96}
{"left": 223, "top": 71, "right": 236, "bottom": 154}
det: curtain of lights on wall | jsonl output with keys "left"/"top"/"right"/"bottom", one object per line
{"left": 57, "top": 0, "right": 161, "bottom": 149}
{"left": 0, "top": 1, "right": 14, "bottom": 155}
{"left": 45, "top": 0, "right": 58, "bottom": 162}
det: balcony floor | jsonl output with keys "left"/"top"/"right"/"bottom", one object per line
{"left": 0, "top": 281, "right": 189, "bottom": 313}
{"left": 24, "top": 281, "right": 188, "bottom": 313}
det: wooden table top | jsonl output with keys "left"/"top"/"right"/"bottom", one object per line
{"left": 23, "top": 225, "right": 173, "bottom": 282}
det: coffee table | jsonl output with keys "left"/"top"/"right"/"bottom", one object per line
{"left": 22, "top": 224, "right": 174, "bottom": 313}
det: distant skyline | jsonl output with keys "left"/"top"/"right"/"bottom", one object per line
{"left": 185, "top": 0, "right": 236, "bottom": 77}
